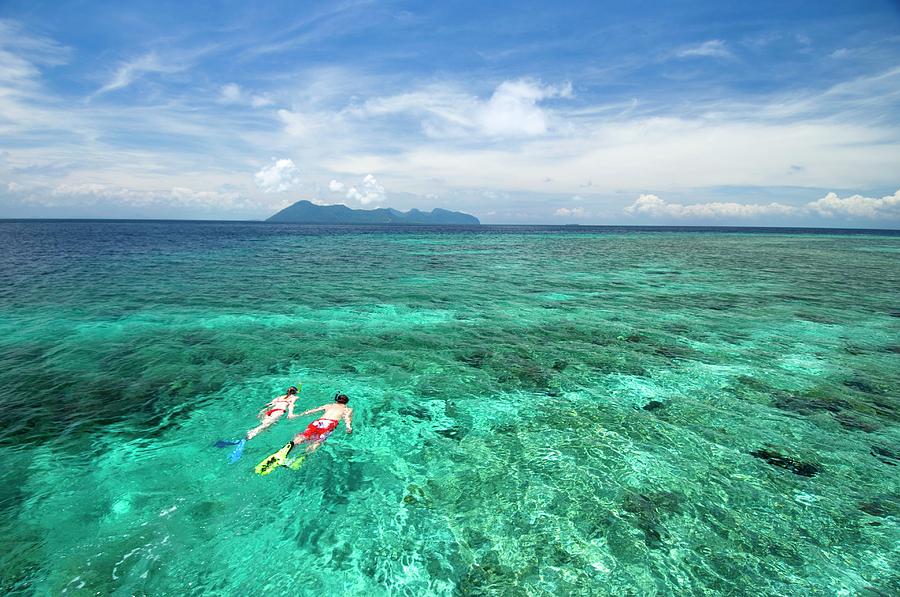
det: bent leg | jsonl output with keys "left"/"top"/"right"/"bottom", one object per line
{"left": 246, "top": 414, "right": 280, "bottom": 440}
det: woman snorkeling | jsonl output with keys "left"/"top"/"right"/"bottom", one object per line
{"left": 246, "top": 385, "right": 300, "bottom": 440}
{"left": 215, "top": 384, "right": 301, "bottom": 463}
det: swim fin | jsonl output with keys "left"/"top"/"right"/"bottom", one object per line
{"left": 227, "top": 439, "right": 246, "bottom": 463}
{"left": 284, "top": 455, "right": 307, "bottom": 470}
{"left": 255, "top": 442, "right": 293, "bottom": 475}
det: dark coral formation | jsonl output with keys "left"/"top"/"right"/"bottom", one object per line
{"left": 621, "top": 491, "right": 683, "bottom": 549}
{"left": 750, "top": 449, "right": 821, "bottom": 477}
{"left": 871, "top": 446, "right": 898, "bottom": 466}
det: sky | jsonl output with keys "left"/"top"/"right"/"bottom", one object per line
{"left": 1, "top": 0, "right": 899, "bottom": 226}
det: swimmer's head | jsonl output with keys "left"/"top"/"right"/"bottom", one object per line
{"left": 335, "top": 393, "right": 349, "bottom": 404}
{"left": 288, "top": 386, "right": 299, "bottom": 395}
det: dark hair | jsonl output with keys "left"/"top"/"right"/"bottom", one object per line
{"left": 335, "top": 394, "right": 349, "bottom": 404}
{"left": 288, "top": 386, "right": 298, "bottom": 395}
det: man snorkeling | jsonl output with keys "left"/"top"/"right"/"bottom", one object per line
{"left": 289, "top": 393, "right": 353, "bottom": 451}
{"left": 255, "top": 393, "right": 353, "bottom": 474}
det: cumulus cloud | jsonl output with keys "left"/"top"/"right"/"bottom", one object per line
{"left": 345, "top": 173, "right": 385, "bottom": 205}
{"left": 554, "top": 206, "right": 588, "bottom": 217}
{"left": 476, "top": 79, "right": 572, "bottom": 137}
{"left": 676, "top": 40, "right": 732, "bottom": 59}
{"left": 328, "top": 179, "right": 345, "bottom": 192}
{"left": 624, "top": 190, "right": 900, "bottom": 221}
{"left": 625, "top": 194, "right": 798, "bottom": 218}
{"left": 254, "top": 158, "right": 300, "bottom": 193}
{"left": 806, "top": 190, "right": 900, "bottom": 218}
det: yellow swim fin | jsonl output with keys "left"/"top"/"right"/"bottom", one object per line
{"left": 254, "top": 442, "right": 293, "bottom": 475}
{"left": 285, "top": 455, "right": 307, "bottom": 470}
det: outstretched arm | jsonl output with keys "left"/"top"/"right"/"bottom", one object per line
{"left": 343, "top": 408, "right": 353, "bottom": 434}
{"left": 287, "top": 396, "right": 298, "bottom": 418}
{"left": 290, "top": 404, "right": 326, "bottom": 419}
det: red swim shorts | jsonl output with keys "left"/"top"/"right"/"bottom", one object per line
{"left": 301, "top": 418, "right": 339, "bottom": 442}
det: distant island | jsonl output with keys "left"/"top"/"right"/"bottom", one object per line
{"left": 267, "top": 200, "right": 480, "bottom": 225}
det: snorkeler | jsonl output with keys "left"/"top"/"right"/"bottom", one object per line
{"left": 215, "top": 384, "right": 301, "bottom": 463}
{"left": 288, "top": 393, "right": 353, "bottom": 451}
{"left": 254, "top": 393, "right": 353, "bottom": 474}
{"left": 246, "top": 385, "right": 300, "bottom": 440}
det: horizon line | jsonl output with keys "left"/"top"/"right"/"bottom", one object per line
{"left": 1, "top": 217, "right": 899, "bottom": 232}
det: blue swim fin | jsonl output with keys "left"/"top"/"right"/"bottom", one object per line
{"left": 228, "top": 439, "right": 246, "bottom": 463}
{"left": 214, "top": 439, "right": 241, "bottom": 448}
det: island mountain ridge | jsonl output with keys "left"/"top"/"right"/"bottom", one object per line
{"left": 267, "top": 200, "right": 480, "bottom": 225}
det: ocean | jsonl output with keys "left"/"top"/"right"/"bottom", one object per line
{"left": 1, "top": 220, "right": 898, "bottom": 595}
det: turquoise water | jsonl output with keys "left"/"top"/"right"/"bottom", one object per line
{"left": 1, "top": 222, "right": 898, "bottom": 596}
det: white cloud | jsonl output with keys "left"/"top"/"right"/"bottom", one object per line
{"left": 806, "top": 190, "right": 900, "bottom": 218}
{"left": 0, "top": 20, "right": 69, "bottom": 85}
{"left": 624, "top": 189, "right": 900, "bottom": 221}
{"left": 278, "top": 109, "right": 315, "bottom": 137}
{"left": 328, "top": 102, "right": 900, "bottom": 194}
{"left": 95, "top": 52, "right": 181, "bottom": 95}
{"left": 475, "top": 79, "right": 572, "bottom": 137}
{"left": 357, "top": 78, "right": 572, "bottom": 139}
{"left": 554, "top": 206, "right": 588, "bottom": 217}
{"left": 219, "top": 82, "right": 272, "bottom": 107}
{"left": 328, "top": 179, "right": 345, "bottom": 192}
{"left": 1, "top": 19, "right": 898, "bottom": 225}
{"left": 0, "top": 20, "right": 73, "bottom": 134}
{"left": 220, "top": 83, "right": 242, "bottom": 103}
{"left": 625, "top": 194, "right": 798, "bottom": 218}
{"left": 7, "top": 180, "right": 249, "bottom": 210}
{"left": 254, "top": 158, "right": 300, "bottom": 193}
{"left": 250, "top": 94, "right": 273, "bottom": 107}
{"left": 345, "top": 173, "right": 385, "bottom": 205}
{"left": 676, "top": 40, "right": 733, "bottom": 59}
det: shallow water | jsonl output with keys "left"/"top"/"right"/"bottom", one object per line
{"left": 1, "top": 222, "right": 898, "bottom": 596}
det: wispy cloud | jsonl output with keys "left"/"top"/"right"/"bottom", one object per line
{"left": 675, "top": 39, "right": 733, "bottom": 59}
{"left": 3, "top": 180, "right": 269, "bottom": 215}
{"left": 236, "top": 1, "right": 377, "bottom": 60}
{"left": 356, "top": 79, "right": 572, "bottom": 139}
{"left": 94, "top": 52, "right": 182, "bottom": 96}
{"left": 218, "top": 82, "right": 273, "bottom": 107}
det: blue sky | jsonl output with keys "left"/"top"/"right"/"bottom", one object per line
{"left": 1, "top": 0, "right": 899, "bottom": 225}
